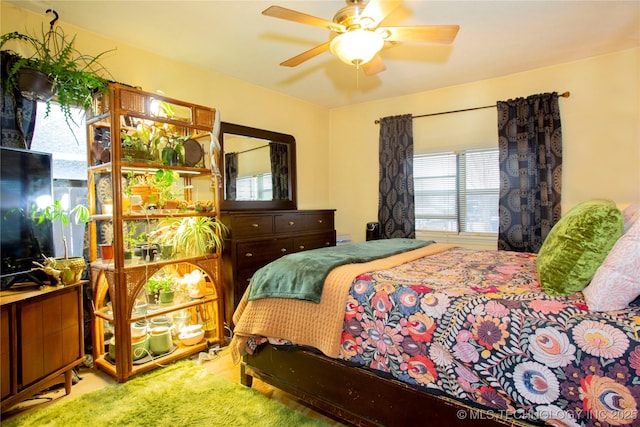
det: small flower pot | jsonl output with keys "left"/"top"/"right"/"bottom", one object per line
{"left": 146, "top": 291, "right": 159, "bottom": 305}
{"left": 159, "top": 290, "right": 174, "bottom": 304}
{"left": 161, "top": 147, "right": 179, "bottom": 166}
{"left": 135, "top": 243, "right": 159, "bottom": 262}
{"left": 130, "top": 184, "right": 158, "bottom": 206}
{"left": 17, "top": 67, "right": 57, "bottom": 101}
{"left": 162, "top": 199, "right": 180, "bottom": 211}
{"left": 160, "top": 245, "right": 174, "bottom": 260}
{"left": 99, "top": 244, "right": 113, "bottom": 260}
{"left": 101, "top": 201, "right": 113, "bottom": 215}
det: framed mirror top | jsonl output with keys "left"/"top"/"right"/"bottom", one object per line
{"left": 220, "top": 122, "right": 297, "bottom": 211}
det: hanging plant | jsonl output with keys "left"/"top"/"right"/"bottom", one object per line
{"left": 0, "top": 10, "right": 114, "bottom": 137}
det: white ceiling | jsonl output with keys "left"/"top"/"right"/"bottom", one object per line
{"left": 7, "top": 1, "right": 640, "bottom": 109}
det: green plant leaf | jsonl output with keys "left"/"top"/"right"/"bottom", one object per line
{"left": 1, "top": 25, "right": 114, "bottom": 143}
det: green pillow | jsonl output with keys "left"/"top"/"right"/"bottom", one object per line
{"left": 537, "top": 199, "right": 623, "bottom": 296}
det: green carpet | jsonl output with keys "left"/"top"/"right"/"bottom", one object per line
{"left": 3, "top": 360, "right": 330, "bottom": 426}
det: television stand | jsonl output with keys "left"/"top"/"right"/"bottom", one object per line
{"left": 1, "top": 281, "right": 86, "bottom": 412}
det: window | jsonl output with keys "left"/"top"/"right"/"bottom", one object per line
{"left": 414, "top": 148, "right": 499, "bottom": 234}
{"left": 30, "top": 102, "right": 88, "bottom": 258}
{"left": 235, "top": 173, "right": 273, "bottom": 201}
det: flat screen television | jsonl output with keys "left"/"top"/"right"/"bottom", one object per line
{"left": 1, "top": 146, "right": 54, "bottom": 289}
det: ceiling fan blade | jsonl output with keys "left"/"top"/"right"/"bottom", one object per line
{"left": 361, "top": 0, "right": 402, "bottom": 27}
{"left": 262, "top": 6, "right": 345, "bottom": 32}
{"left": 280, "top": 41, "right": 331, "bottom": 67}
{"left": 362, "top": 54, "right": 386, "bottom": 76}
{"left": 380, "top": 25, "right": 460, "bottom": 43}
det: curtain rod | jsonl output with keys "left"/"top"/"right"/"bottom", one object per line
{"left": 373, "top": 91, "right": 570, "bottom": 124}
{"left": 231, "top": 144, "right": 269, "bottom": 155}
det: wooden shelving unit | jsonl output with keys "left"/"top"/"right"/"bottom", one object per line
{"left": 86, "top": 84, "right": 224, "bottom": 382}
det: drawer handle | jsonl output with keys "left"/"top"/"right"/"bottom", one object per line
{"left": 288, "top": 221, "right": 295, "bottom": 226}
{"left": 280, "top": 248, "right": 287, "bottom": 253}
{"left": 251, "top": 223, "right": 259, "bottom": 228}
{"left": 325, "top": 242, "right": 331, "bottom": 246}
{"left": 299, "top": 245, "right": 305, "bottom": 250}
{"left": 317, "top": 219, "right": 323, "bottom": 224}
{"left": 245, "top": 252, "right": 253, "bottom": 257}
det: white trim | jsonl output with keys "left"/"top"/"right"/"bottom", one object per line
{"left": 416, "top": 231, "right": 497, "bottom": 250}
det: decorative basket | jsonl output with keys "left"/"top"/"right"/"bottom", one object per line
{"left": 52, "top": 256, "right": 85, "bottom": 285}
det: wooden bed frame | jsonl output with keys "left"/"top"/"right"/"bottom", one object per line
{"left": 241, "top": 343, "right": 539, "bottom": 427}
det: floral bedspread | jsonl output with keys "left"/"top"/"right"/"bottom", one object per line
{"left": 337, "top": 247, "right": 640, "bottom": 427}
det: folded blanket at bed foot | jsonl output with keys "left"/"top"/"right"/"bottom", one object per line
{"left": 247, "top": 238, "right": 434, "bottom": 302}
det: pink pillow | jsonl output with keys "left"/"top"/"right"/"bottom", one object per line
{"left": 623, "top": 202, "right": 640, "bottom": 233}
{"left": 582, "top": 218, "right": 640, "bottom": 311}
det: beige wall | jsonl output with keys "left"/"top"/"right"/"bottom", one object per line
{"left": 4, "top": 4, "right": 639, "bottom": 245}
{"left": 1, "top": 3, "right": 331, "bottom": 210}
{"left": 329, "top": 48, "right": 640, "bottom": 242}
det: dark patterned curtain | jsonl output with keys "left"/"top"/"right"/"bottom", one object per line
{"left": 224, "top": 152, "right": 238, "bottom": 200}
{"left": 378, "top": 114, "right": 415, "bottom": 239}
{"left": 497, "top": 92, "right": 562, "bottom": 252}
{"left": 1, "top": 51, "right": 38, "bottom": 149}
{"left": 270, "top": 142, "right": 289, "bottom": 200}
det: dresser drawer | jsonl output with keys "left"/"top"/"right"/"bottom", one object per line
{"left": 232, "top": 215, "right": 274, "bottom": 238}
{"left": 236, "top": 238, "right": 293, "bottom": 271}
{"left": 293, "top": 231, "right": 336, "bottom": 252}
{"left": 275, "top": 211, "right": 335, "bottom": 234}
{"left": 236, "top": 270, "right": 254, "bottom": 299}
{"left": 304, "top": 212, "right": 334, "bottom": 232}
{"left": 274, "top": 212, "right": 305, "bottom": 234}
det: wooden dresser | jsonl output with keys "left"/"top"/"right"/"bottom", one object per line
{"left": 221, "top": 209, "right": 336, "bottom": 323}
{"left": 1, "top": 281, "right": 85, "bottom": 412}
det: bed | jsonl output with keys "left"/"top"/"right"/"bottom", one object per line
{"left": 230, "top": 201, "right": 640, "bottom": 427}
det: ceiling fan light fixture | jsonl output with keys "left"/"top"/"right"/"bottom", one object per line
{"left": 330, "top": 29, "right": 383, "bottom": 66}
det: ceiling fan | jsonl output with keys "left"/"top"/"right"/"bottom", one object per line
{"left": 262, "top": 0, "right": 459, "bottom": 75}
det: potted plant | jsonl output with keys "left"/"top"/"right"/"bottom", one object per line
{"left": 174, "top": 216, "right": 228, "bottom": 258}
{"left": 148, "top": 218, "right": 179, "bottom": 260}
{"left": 134, "top": 241, "right": 159, "bottom": 262}
{"left": 33, "top": 199, "right": 90, "bottom": 284}
{"left": 159, "top": 131, "right": 189, "bottom": 166}
{"left": 124, "top": 169, "right": 181, "bottom": 211}
{"left": 99, "top": 241, "right": 113, "bottom": 260}
{"left": 126, "top": 173, "right": 158, "bottom": 208}
{"left": 0, "top": 23, "right": 113, "bottom": 136}
{"left": 150, "top": 215, "right": 227, "bottom": 258}
{"left": 123, "top": 223, "right": 145, "bottom": 260}
{"left": 153, "top": 169, "right": 181, "bottom": 209}
{"left": 146, "top": 274, "right": 175, "bottom": 304}
{"left": 120, "top": 129, "right": 151, "bottom": 162}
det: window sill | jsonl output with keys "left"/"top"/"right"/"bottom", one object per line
{"left": 416, "top": 231, "right": 497, "bottom": 250}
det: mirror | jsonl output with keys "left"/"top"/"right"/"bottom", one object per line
{"left": 220, "top": 122, "right": 297, "bottom": 210}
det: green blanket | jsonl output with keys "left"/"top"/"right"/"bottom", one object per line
{"left": 247, "top": 238, "right": 433, "bottom": 303}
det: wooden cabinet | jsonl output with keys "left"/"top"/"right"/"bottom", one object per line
{"left": 86, "top": 84, "right": 224, "bottom": 382}
{"left": 1, "top": 282, "right": 85, "bottom": 412}
{"left": 221, "top": 210, "right": 336, "bottom": 322}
